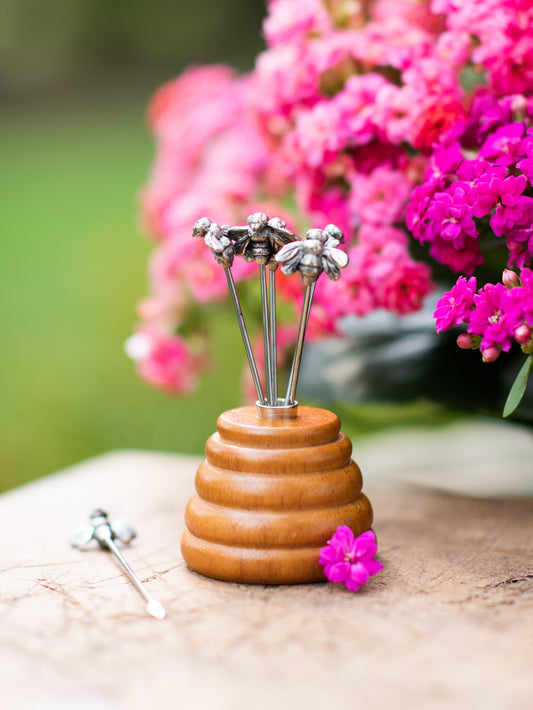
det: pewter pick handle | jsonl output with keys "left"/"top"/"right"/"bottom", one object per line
{"left": 70, "top": 509, "right": 166, "bottom": 620}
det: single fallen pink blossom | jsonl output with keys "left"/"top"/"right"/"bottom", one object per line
{"left": 319, "top": 526, "right": 383, "bottom": 592}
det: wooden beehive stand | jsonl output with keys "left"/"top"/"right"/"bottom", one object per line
{"left": 181, "top": 403, "right": 373, "bottom": 584}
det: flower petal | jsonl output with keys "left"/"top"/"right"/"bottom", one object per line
{"left": 344, "top": 576, "right": 362, "bottom": 593}
{"left": 328, "top": 525, "right": 354, "bottom": 555}
{"left": 363, "top": 558, "right": 384, "bottom": 576}
{"left": 324, "top": 561, "right": 350, "bottom": 584}
{"left": 352, "top": 530, "right": 378, "bottom": 559}
{"left": 349, "top": 561, "right": 370, "bottom": 586}
{"left": 319, "top": 545, "right": 341, "bottom": 565}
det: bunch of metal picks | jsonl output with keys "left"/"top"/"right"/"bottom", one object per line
{"left": 193, "top": 213, "right": 349, "bottom": 409}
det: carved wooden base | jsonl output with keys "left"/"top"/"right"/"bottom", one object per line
{"left": 181, "top": 405, "right": 373, "bottom": 584}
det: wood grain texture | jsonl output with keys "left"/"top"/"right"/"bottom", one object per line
{"left": 194, "top": 460, "right": 363, "bottom": 509}
{"left": 181, "top": 406, "right": 373, "bottom": 584}
{"left": 216, "top": 405, "right": 341, "bottom": 448}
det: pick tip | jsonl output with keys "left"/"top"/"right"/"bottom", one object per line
{"left": 146, "top": 599, "right": 166, "bottom": 620}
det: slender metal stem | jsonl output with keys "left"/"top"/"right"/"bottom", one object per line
{"left": 225, "top": 268, "right": 266, "bottom": 405}
{"left": 259, "top": 265, "right": 273, "bottom": 405}
{"left": 97, "top": 530, "right": 166, "bottom": 620}
{"left": 268, "top": 269, "right": 278, "bottom": 405}
{"left": 305, "top": 282, "right": 316, "bottom": 331}
{"left": 285, "top": 283, "right": 315, "bottom": 405}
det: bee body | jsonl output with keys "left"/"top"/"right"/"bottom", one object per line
{"left": 275, "top": 227, "right": 348, "bottom": 285}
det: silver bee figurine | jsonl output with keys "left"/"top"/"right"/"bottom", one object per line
{"left": 276, "top": 224, "right": 348, "bottom": 404}
{"left": 193, "top": 212, "right": 348, "bottom": 409}
{"left": 226, "top": 213, "right": 298, "bottom": 405}
{"left": 276, "top": 225, "right": 349, "bottom": 285}
{"left": 228, "top": 212, "right": 297, "bottom": 267}
{"left": 193, "top": 217, "right": 235, "bottom": 269}
{"left": 70, "top": 508, "right": 137, "bottom": 548}
{"left": 70, "top": 509, "right": 167, "bottom": 620}
{"left": 323, "top": 223, "right": 345, "bottom": 247}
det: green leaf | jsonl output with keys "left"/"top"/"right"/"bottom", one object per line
{"left": 503, "top": 355, "right": 533, "bottom": 418}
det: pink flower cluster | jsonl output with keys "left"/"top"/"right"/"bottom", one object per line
{"left": 434, "top": 269, "right": 533, "bottom": 363}
{"left": 407, "top": 114, "right": 533, "bottom": 276}
{"left": 132, "top": 0, "right": 533, "bottom": 397}
{"left": 319, "top": 526, "right": 383, "bottom": 593}
{"left": 407, "top": 93, "right": 533, "bottom": 376}
{"left": 124, "top": 328, "right": 207, "bottom": 393}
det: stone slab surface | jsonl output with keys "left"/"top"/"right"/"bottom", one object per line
{"left": 1, "top": 422, "right": 532, "bottom": 709}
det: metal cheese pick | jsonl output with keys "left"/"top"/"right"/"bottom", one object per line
{"left": 70, "top": 509, "right": 166, "bottom": 620}
{"left": 227, "top": 213, "right": 297, "bottom": 405}
{"left": 193, "top": 217, "right": 267, "bottom": 405}
{"left": 195, "top": 213, "right": 347, "bottom": 412}
{"left": 276, "top": 225, "right": 348, "bottom": 405}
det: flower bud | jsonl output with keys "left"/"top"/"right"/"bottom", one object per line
{"left": 502, "top": 269, "right": 520, "bottom": 289}
{"left": 514, "top": 324, "right": 531, "bottom": 344}
{"left": 481, "top": 345, "right": 500, "bottom": 362}
{"left": 457, "top": 333, "right": 475, "bottom": 349}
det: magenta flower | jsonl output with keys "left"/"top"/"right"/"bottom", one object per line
{"left": 508, "top": 267, "right": 533, "bottom": 327}
{"left": 457, "top": 161, "right": 507, "bottom": 218}
{"left": 469, "top": 283, "right": 523, "bottom": 353}
{"left": 486, "top": 175, "right": 531, "bottom": 237}
{"left": 425, "top": 142, "right": 464, "bottom": 187}
{"left": 426, "top": 186, "right": 477, "bottom": 250}
{"left": 319, "top": 526, "right": 383, "bottom": 593}
{"left": 478, "top": 122, "right": 527, "bottom": 166}
{"left": 406, "top": 182, "right": 436, "bottom": 242}
{"left": 516, "top": 133, "right": 533, "bottom": 181}
{"left": 429, "top": 233, "right": 483, "bottom": 276}
{"left": 468, "top": 91, "right": 514, "bottom": 143}
{"left": 434, "top": 276, "right": 477, "bottom": 332}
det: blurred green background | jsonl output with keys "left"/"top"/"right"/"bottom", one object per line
{"left": 0, "top": 0, "right": 267, "bottom": 492}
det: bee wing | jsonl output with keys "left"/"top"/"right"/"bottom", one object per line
{"left": 111, "top": 519, "right": 137, "bottom": 544}
{"left": 70, "top": 524, "right": 95, "bottom": 549}
{"left": 226, "top": 226, "right": 248, "bottom": 241}
{"left": 280, "top": 257, "right": 302, "bottom": 275}
{"left": 275, "top": 241, "right": 303, "bottom": 274}
{"left": 276, "top": 241, "right": 302, "bottom": 263}
{"left": 328, "top": 247, "right": 349, "bottom": 269}
{"left": 269, "top": 225, "right": 296, "bottom": 247}
{"left": 322, "top": 256, "right": 340, "bottom": 281}
{"left": 270, "top": 234, "right": 295, "bottom": 254}
{"left": 233, "top": 234, "right": 251, "bottom": 256}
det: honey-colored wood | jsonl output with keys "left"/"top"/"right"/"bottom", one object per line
{"left": 181, "top": 405, "right": 374, "bottom": 584}
{"left": 194, "top": 460, "right": 363, "bottom": 509}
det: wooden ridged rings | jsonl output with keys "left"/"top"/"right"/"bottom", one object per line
{"left": 181, "top": 406, "right": 373, "bottom": 584}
